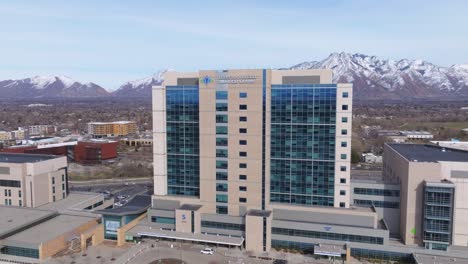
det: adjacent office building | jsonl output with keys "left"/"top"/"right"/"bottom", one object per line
{"left": 383, "top": 143, "right": 468, "bottom": 250}
{"left": 0, "top": 153, "right": 68, "bottom": 208}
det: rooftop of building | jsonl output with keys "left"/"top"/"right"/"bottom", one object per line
{"left": 387, "top": 143, "right": 468, "bottom": 162}
{"left": 87, "top": 121, "right": 135, "bottom": 125}
{"left": 400, "top": 130, "right": 433, "bottom": 135}
{"left": 2, "top": 214, "right": 97, "bottom": 248}
{"left": 431, "top": 141, "right": 468, "bottom": 151}
{"left": 179, "top": 204, "right": 202, "bottom": 211}
{"left": 38, "top": 192, "right": 105, "bottom": 214}
{"left": 0, "top": 206, "right": 57, "bottom": 239}
{"left": 96, "top": 195, "right": 151, "bottom": 216}
{"left": 0, "top": 153, "right": 60, "bottom": 163}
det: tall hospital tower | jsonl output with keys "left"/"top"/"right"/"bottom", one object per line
{"left": 151, "top": 69, "right": 354, "bottom": 252}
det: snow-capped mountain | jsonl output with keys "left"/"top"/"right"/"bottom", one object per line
{"left": 290, "top": 52, "right": 468, "bottom": 100}
{"left": 0, "top": 75, "right": 110, "bottom": 98}
{"left": 112, "top": 70, "right": 166, "bottom": 97}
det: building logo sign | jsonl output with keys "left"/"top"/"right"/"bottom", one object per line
{"left": 217, "top": 75, "right": 258, "bottom": 84}
{"left": 200, "top": 75, "right": 259, "bottom": 85}
{"left": 200, "top": 76, "right": 213, "bottom": 85}
{"left": 324, "top": 226, "right": 332, "bottom": 231}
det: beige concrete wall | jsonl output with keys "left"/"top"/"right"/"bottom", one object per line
{"left": 152, "top": 86, "right": 168, "bottom": 196}
{"left": 271, "top": 69, "right": 333, "bottom": 84}
{"left": 440, "top": 161, "right": 468, "bottom": 247}
{"left": 245, "top": 215, "right": 264, "bottom": 252}
{"left": 334, "top": 83, "right": 353, "bottom": 208}
{"left": 175, "top": 209, "right": 192, "bottom": 233}
{"left": 39, "top": 218, "right": 99, "bottom": 260}
{"left": 117, "top": 213, "right": 147, "bottom": 246}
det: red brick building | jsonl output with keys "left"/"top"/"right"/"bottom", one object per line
{"left": 0, "top": 141, "right": 118, "bottom": 164}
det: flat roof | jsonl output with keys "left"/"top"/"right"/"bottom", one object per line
{"left": 38, "top": 192, "right": 104, "bottom": 213}
{"left": 96, "top": 195, "right": 151, "bottom": 216}
{"left": 0, "top": 153, "right": 60, "bottom": 163}
{"left": 179, "top": 204, "right": 202, "bottom": 211}
{"left": 388, "top": 143, "right": 468, "bottom": 162}
{"left": 0, "top": 206, "right": 57, "bottom": 239}
{"left": 247, "top": 209, "right": 272, "bottom": 217}
{"left": 3, "top": 214, "right": 97, "bottom": 249}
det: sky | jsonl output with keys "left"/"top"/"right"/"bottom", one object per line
{"left": 0, "top": 0, "right": 467, "bottom": 90}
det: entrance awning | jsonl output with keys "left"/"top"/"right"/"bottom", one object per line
{"left": 128, "top": 224, "right": 244, "bottom": 246}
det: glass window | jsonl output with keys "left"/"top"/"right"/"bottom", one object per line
{"left": 342, "top": 92, "right": 349, "bottom": 98}
{"left": 216, "top": 194, "right": 228, "bottom": 203}
{"left": 201, "top": 221, "right": 244, "bottom": 231}
{"left": 342, "top": 117, "right": 348, "bottom": 123}
{"left": 239, "top": 197, "right": 247, "bottom": 203}
{"left": 239, "top": 140, "right": 247, "bottom": 145}
{"left": 216, "top": 138, "right": 228, "bottom": 146}
{"left": 52, "top": 177, "right": 55, "bottom": 184}
{"left": 151, "top": 216, "right": 176, "bottom": 224}
{"left": 340, "top": 190, "right": 346, "bottom": 196}
{"left": 62, "top": 174, "right": 65, "bottom": 181}
{"left": 341, "top": 154, "right": 347, "bottom": 160}
{"left": 342, "top": 105, "right": 348, "bottom": 111}
{"left": 341, "top": 129, "right": 348, "bottom": 135}
{"left": 216, "top": 91, "right": 228, "bottom": 100}
{"left": 239, "top": 151, "right": 247, "bottom": 157}
{"left": 240, "top": 92, "right": 248, "bottom": 98}
{"left": 341, "top": 141, "right": 347, "bottom": 147}
{"left": 19, "top": 200, "right": 22, "bottom": 207}
{"left": 340, "top": 178, "right": 347, "bottom": 184}
{"left": 239, "top": 128, "right": 247, "bottom": 134}
{"left": 216, "top": 206, "right": 228, "bottom": 215}
{"left": 216, "top": 183, "right": 228, "bottom": 192}
{"left": 239, "top": 116, "right": 247, "bottom": 122}
{"left": 216, "top": 103, "right": 228, "bottom": 111}
{"left": 239, "top": 174, "right": 247, "bottom": 180}
{"left": 239, "top": 186, "right": 247, "bottom": 191}
{"left": 216, "top": 171, "right": 228, "bottom": 180}
{"left": 216, "top": 149, "right": 228, "bottom": 158}
{"left": 18, "top": 190, "right": 21, "bottom": 198}
{"left": 216, "top": 114, "right": 228, "bottom": 123}
{"left": 239, "top": 163, "right": 247, "bottom": 168}
{"left": 8, "top": 190, "right": 11, "bottom": 197}
{"left": 340, "top": 166, "right": 347, "bottom": 172}
{"left": 339, "top": 202, "right": 346, "bottom": 208}
{"left": 216, "top": 126, "right": 228, "bottom": 135}
{"left": 216, "top": 160, "right": 228, "bottom": 169}
{"left": 52, "top": 187, "right": 55, "bottom": 194}
{"left": 239, "top": 105, "right": 247, "bottom": 110}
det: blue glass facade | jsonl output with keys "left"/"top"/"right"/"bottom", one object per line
{"left": 166, "top": 85, "right": 200, "bottom": 197}
{"left": 270, "top": 84, "right": 337, "bottom": 206}
{"left": 423, "top": 185, "right": 455, "bottom": 250}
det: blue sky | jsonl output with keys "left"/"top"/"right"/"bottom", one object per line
{"left": 1, "top": 0, "right": 467, "bottom": 90}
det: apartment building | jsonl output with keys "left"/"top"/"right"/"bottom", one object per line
{"left": 0, "top": 153, "right": 68, "bottom": 208}
{"left": 87, "top": 121, "right": 137, "bottom": 138}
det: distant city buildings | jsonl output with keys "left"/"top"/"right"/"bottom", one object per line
{"left": 87, "top": 121, "right": 137, "bottom": 138}
{"left": 0, "top": 140, "right": 118, "bottom": 164}
{"left": 25, "top": 125, "right": 57, "bottom": 136}
{"left": 376, "top": 129, "right": 434, "bottom": 143}
{"left": 0, "top": 153, "right": 68, "bottom": 208}
{"left": 361, "top": 153, "right": 383, "bottom": 163}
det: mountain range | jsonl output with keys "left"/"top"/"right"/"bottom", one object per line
{"left": 1, "top": 53, "right": 468, "bottom": 100}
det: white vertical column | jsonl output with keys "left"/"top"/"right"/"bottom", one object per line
{"left": 153, "top": 85, "right": 167, "bottom": 196}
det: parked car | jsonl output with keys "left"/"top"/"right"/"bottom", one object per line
{"left": 200, "top": 248, "right": 214, "bottom": 255}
